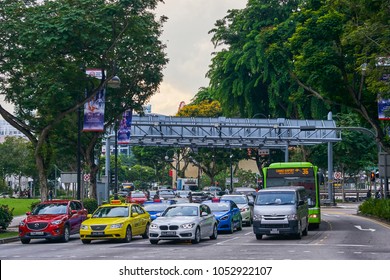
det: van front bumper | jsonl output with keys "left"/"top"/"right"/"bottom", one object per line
{"left": 253, "top": 220, "right": 299, "bottom": 235}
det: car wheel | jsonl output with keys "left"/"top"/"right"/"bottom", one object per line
{"left": 21, "top": 238, "right": 31, "bottom": 244}
{"left": 81, "top": 239, "right": 91, "bottom": 244}
{"left": 302, "top": 219, "right": 309, "bottom": 236}
{"left": 191, "top": 227, "right": 201, "bottom": 244}
{"left": 237, "top": 218, "right": 243, "bottom": 231}
{"left": 295, "top": 222, "right": 302, "bottom": 239}
{"left": 142, "top": 223, "right": 150, "bottom": 239}
{"left": 124, "top": 226, "right": 132, "bottom": 243}
{"left": 61, "top": 225, "right": 70, "bottom": 242}
{"left": 228, "top": 219, "right": 234, "bottom": 234}
{"left": 210, "top": 224, "right": 218, "bottom": 240}
{"left": 150, "top": 239, "right": 159, "bottom": 245}
{"left": 255, "top": 234, "right": 262, "bottom": 240}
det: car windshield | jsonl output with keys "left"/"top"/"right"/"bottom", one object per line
{"left": 143, "top": 203, "right": 169, "bottom": 212}
{"left": 92, "top": 206, "right": 129, "bottom": 218}
{"left": 160, "top": 190, "right": 174, "bottom": 195}
{"left": 163, "top": 206, "right": 198, "bottom": 217}
{"left": 222, "top": 196, "right": 247, "bottom": 204}
{"left": 255, "top": 191, "right": 296, "bottom": 205}
{"left": 32, "top": 203, "right": 67, "bottom": 215}
{"left": 207, "top": 203, "right": 230, "bottom": 212}
{"left": 131, "top": 192, "right": 146, "bottom": 198}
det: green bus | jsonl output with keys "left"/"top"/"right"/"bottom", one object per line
{"left": 262, "top": 162, "right": 321, "bottom": 229}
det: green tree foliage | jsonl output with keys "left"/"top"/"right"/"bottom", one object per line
{"left": 0, "top": 0, "right": 168, "bottom": 200}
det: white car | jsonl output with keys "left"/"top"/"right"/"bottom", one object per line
{"left": 149, "top": 203, "right": 218, "bottom": 244}
{"left": 221, "top": 194, "right": 254, "bottom": 226}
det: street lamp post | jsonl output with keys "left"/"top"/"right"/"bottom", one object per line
{"left": 230, "top": 154, "right": 233, "bottom": 192}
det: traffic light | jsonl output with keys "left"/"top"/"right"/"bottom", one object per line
{"left": 370, "top": 172, "right": 375, "bottom": 182}
{"left": 110, "top": 171, "right": 116, "bottom": 184}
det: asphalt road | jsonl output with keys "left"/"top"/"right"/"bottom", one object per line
{"left": 1, "top": 204, "right": 390, "bottom": 260}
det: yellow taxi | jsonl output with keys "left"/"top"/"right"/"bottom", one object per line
{"left": 79, "top": 200, "right": 151, "bottom": 244}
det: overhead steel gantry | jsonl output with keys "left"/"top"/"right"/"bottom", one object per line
{"left": 126, "top": 115, "right": 341, "bottom": 148}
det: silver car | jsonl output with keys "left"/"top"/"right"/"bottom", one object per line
{"left": 221, "top": 194, "right": 254, "bottom": 226}
{"left": 149, "top": 203, "right": 218, "bottom": 244}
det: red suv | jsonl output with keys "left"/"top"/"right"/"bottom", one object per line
{"left": 19, "top": 199, "right": 87, "bottom": 244}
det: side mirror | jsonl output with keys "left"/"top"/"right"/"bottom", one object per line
{"left": 201, "top": 212, "right": 208, "bottom": 217}
{"left": 132, "top": 212, "right": 139, "bottom": 218}
{"left": 298, "top": 200, "right": 305, "bottom": 206}
{"left": 87, "top": 214, "right": 92, "bottom": 219}
{"left": 70, "top": 209, "right": 77, "bottom": 215}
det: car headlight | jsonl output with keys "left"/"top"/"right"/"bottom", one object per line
{"left": 181, "top": 223, "right": 195, "bottom": 229}
{"left": 150, "top": 224, "right": 158, "bottom": 229}
{"left": 19, "top": 221, "right": 26, "bottom": 227}
{"left": 240, "top": 206, "right": 250, "bottom": 212}
{"left": 51, "top": 220, "right": 63, "bottom": 225}
{"left": 287, "top": 214, "right": 298, "bottom": 220}
{"left": 110, "top": 223, "right": 123, "bottom": 229}
{"left": 253, "top": 214, "right": 263, "bottom": 221}
{"left": 80, "top": 224, "right": 88, "bottom": 230}
{"left": 220, "top": 215, "right": 229, "bottom": 221}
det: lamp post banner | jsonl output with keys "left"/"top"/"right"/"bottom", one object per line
{"left": 83, "top": 88, "right": 105, "bottom": 132}
{"left": 118, "top": 110, "right": 133, "bottom": 144}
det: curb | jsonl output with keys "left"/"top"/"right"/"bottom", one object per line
{"left": 0, "top": 236, "right": 20, "bottom": 244}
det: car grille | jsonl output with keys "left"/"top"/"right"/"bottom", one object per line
{"left": 263, "top": 215, "right": 286, "bottom": 221}
{"left": 262, "top": 224, "right": 290, "bottom": 228}
{"left": 159, "top": 225, "right": 179, "bottom": 230}
{"left": 91, "top": 225, "right": 107, "bottom": 231}
{"left": 27, "top": 222, "right": 48, "bottom": 230}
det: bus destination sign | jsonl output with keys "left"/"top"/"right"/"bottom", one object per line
{"left": 267, "top": 168, "right": 314, "bottom": 177}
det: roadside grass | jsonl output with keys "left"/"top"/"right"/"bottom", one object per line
{"left": 0, "top": 230, "right": 19, "bottom": 239}
{"left": 0, "top": 198, "right": 40, "bottom": 216}
{"left": 0, "top": 198, "right": 40, "bottom": 240}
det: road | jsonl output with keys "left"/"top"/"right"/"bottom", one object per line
{"left": 1, "top": 204, "right": 389, "bottom": 260}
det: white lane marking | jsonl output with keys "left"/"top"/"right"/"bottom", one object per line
{"left": 354, "top": 225, "right": 375, "bottom": 232}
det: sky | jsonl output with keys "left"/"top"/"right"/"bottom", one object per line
{"left": 148, "top": 0, "right": 247, "bottom": 116}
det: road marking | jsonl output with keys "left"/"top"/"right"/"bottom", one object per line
{"left": 354, "top": 225, "right": 375, "bottom": 232}
{"left": 216, "top": 237, "right": 240, "bottom": 245}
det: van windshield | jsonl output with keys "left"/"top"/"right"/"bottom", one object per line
{"left": 255, "top": 191, "right": 296, "bottom": 205}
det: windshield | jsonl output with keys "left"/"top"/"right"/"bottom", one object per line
{"left": 32, "top": 203, "right": 67, "bottom": 215}
{"left": 92, "top": 206, "right": 129, "bottom": 218}
{"left": 162, "top": 206, "right": 198, "bottom": 217}
{"left": 143, "top": 204, "right": 169, "bottom": 212}
{"left": 131, "top": 192, "right": 146, "bottom": 198}
{"left": 207, "top": 203, "right": 230, "bottom": 212}
{"left": 255, "top": 191, "right": 296, "bottom": 205}
{"left": 222, "top": 196, "right": 247, "bottom": 204}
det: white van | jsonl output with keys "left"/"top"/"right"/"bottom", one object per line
{"left": 253, "top": 186, "right": 309, "bottom": 240}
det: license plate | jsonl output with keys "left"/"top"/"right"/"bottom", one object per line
{"left": 30, "top": 231, "right": 44, "bottom": 236}
{"left": 91, "top": 231, "right": 105, "bottom": 236}
{"left": 161, "top": 231, "right": 176, "bottom": 236}
{"left": 270, "top": 228, "right": 279, "bottom": 234}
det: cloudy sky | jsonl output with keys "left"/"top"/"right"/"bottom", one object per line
{"left": 149, "top": 0, "right": 247, "bottom": 116}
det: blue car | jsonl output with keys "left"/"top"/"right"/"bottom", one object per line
{"left": 142, "top": 200, "right": 176, "bottom": 221}
{"left": 203, "top": 200, "right": 242, "bottom": 233}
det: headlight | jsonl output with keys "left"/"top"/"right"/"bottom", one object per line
{"left": 110, "top": 223, "right": 123, "bottom": 229}
{"left": 253, "top": 214, "right": 263, "bottom": 221}
{"left": 150, "top": 224, "right": 158, "bottom": 229}
{"left": 240, "top": 206, "right": 250, "bottom": 212}
{"left": 51, "top": 220, "right": 63, "bottom": 225}
{"left": 19, "top": 221, "right": 26, "bottom": 227}
{"left": 220, "top": 215, "right": 229, "bottom": 221}
{"left": 181, "top": 223, "right": 195, "bottom": 229}
{"left": 80, "top": 224, "right": 88, "bottom": 230}
{"left": 287, "top": 214, "right": 298, "bottom": 220}
{"left": 309, "top": 214, "right": 318, "bottom": 218}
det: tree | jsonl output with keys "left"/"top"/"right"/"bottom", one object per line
{"left": 0, "top": 0, "right": 168, "bottom": 200}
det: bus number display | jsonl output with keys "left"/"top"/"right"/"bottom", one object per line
{"left": 267, "top": 168, "right": 313, "bottom": 177}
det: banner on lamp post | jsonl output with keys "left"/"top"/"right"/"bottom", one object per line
{"left": 118, "top": 110, "right": 133, "bottom": 144}
{"left": 83, "top": 68, "right": 106, "bottom": 132}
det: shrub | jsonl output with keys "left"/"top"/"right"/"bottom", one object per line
{"left": 359, "top": 198, "right": 390, "bottom": 222}
{"left": 30, "top": 200, "right": 41, "bottom": 211}
{"left": 0, "top": 204, "right": 14, "bottom": 230}
{"left": 83, "top": 198, "right": 98, "bottom": 214}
